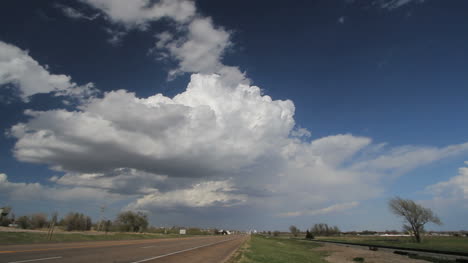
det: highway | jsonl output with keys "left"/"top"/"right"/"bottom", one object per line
{"left": 0, "top": 235, "right": 248, "bottom": 263}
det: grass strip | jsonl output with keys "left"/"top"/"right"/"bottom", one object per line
{"left": 233, "top": 235, "right": 327, "bottom": 263}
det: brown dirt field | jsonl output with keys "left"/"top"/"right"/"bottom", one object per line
{"left": 315, "top": 243, "right": 429, "bottom": 263}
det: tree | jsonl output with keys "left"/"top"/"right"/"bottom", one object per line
{"left": 305, "top": 230, "right": 314, "bottom": 239}
{"left": 310, "top": 223, "right": 340, "bottom": 236}
{"left": 17, "top": 216, "right": 31, "bottom": 229}
{"left": 0, "top": 206, "right": 12, "bottom": 226}
{"left": 115, "top": 211, "right": 148, "bottom": 232}
{"left": 30, "top": 213, "right": 48, "bottom": 229}
{"left": 62, "top": 212, "right": 92, "bottom": 231}
{"left": 389, "top": 197, "right": 442, "bottom": 243}
{"left": 103, "top": 220, "right": 112, "bottom": 234}
{"left": 289, "top": 225, "right": 300, "bottom": 237}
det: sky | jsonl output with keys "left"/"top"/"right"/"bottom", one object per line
{"left": 0, "top": 0, "right": 467, "bottom": 232}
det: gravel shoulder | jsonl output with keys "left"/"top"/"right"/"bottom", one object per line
{"left": 315, "top": 243, "right": 429, "bottom": 263}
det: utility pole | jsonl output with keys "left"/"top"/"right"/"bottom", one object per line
{"left": 97, "top": 205, "right": 106, "bottom": 231}
{"left": 47, "top": 212, "right": 58, "bottom": 240}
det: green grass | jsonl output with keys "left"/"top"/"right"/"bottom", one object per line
{"left": 407, "top": 254, "right": 455, "bottom": 263}
{"left": 237, "top": 235, "right": 327, "bottom": 263}
{"left": 0, "top": 232, "right": 196, "bottom": 245}
{"left": 316, "top": 236, "right": 468, "bottom": 253}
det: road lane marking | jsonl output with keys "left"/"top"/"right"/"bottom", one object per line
{"left": 130, "top": 237, "right": 240, "bottom": 263}
{"left": 141, "top": 246, "right": 155, "bottom": 249}
{"left": 0, "top": 236, "right": 216, "bottom": 254}
{"left": 0, "top": 242, "right": 146, "bottom": 254}
{"left": 7, "top": 256, "right": 62, "bottom": 263}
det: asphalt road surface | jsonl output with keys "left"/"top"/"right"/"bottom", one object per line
{"left": 0, "top": 235, "right": 248, "bottom": 263}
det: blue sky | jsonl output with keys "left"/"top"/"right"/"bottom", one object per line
{"left": 1, "top": 0, "right": 467, "bottom": 231}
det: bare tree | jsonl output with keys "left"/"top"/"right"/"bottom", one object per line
{"left": 389, "top": 197, "right": 442, "bottom": 243}
{"left": 289, "top": 225, "right": 300, "bottom": 237}
{"left": 30, "top": 213, "right": 48, "bottom": 229}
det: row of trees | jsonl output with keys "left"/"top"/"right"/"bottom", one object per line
{"left": 288, "top": 223, "right": 341, "bottom": 239}
{"left": 285, "top": 197, "right": 443, "bottom": 244}
{"left": 2, "top": 207, "right": 215, "bottom": 236}
{"left": 309, "top": 223, "right": 340, "bottom": 236}
{"left": 16, "top": 214, "right": 49, "bottom": 229}
{"left": 1, "top": 209, "right": 149, "bottom": 233}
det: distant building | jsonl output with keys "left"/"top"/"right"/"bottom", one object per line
{"left": 218, "top": 229, "right": 231, "bottom": 235}
{"left": 379, "top": 233, "right": 411, "bottom": 237}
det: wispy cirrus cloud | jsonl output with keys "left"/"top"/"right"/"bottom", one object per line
{"left": 278, "top": 201, "right": 360, "bottom": 217}
{"left": 346, "top": 0, "right": 427, "bottom": 10}
{"left": 55, "top": 4, "right": 100, "bottom": 21}
{"left": 374, "top": 0, "right": 426, "bottom": 10}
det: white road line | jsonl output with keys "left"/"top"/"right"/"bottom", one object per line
{"left": 8, "top": 256, "right": 62, "bottom": 263}
{"left": 130, "top": 237, "right": 239, "bottom": 263}
{"left": 141, "top": 246, "right": 155, "bottom": 249}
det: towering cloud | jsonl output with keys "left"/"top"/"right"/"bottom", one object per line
{"left": 10, "top": 74, "right": 295, "bottom": 177}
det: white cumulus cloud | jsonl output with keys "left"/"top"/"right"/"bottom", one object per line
{"left": 427, "top": 162, "right": 468, "bottom": 200}
{"left": 50, "top": 168, "right": 167, "bottom": 195}
{"left": 156, "top": 17, "right": 232, "bottom": 76}
{"left": 126, "top": 180, "right": 246, "bottom": 210}
{"left": 80, "top": 0, "right": 244, "bottom": 82}
{"left": 10, "top": 73, "right": 295, "bottom": 177}
{"left": 8, "top": 69, "right": 468, "bottom": 214}
{"left": 0, "top": 41, "right": 96, "bottom": 102}
{"left": 81, "top": 0, "right": 196, "bottom": 27}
